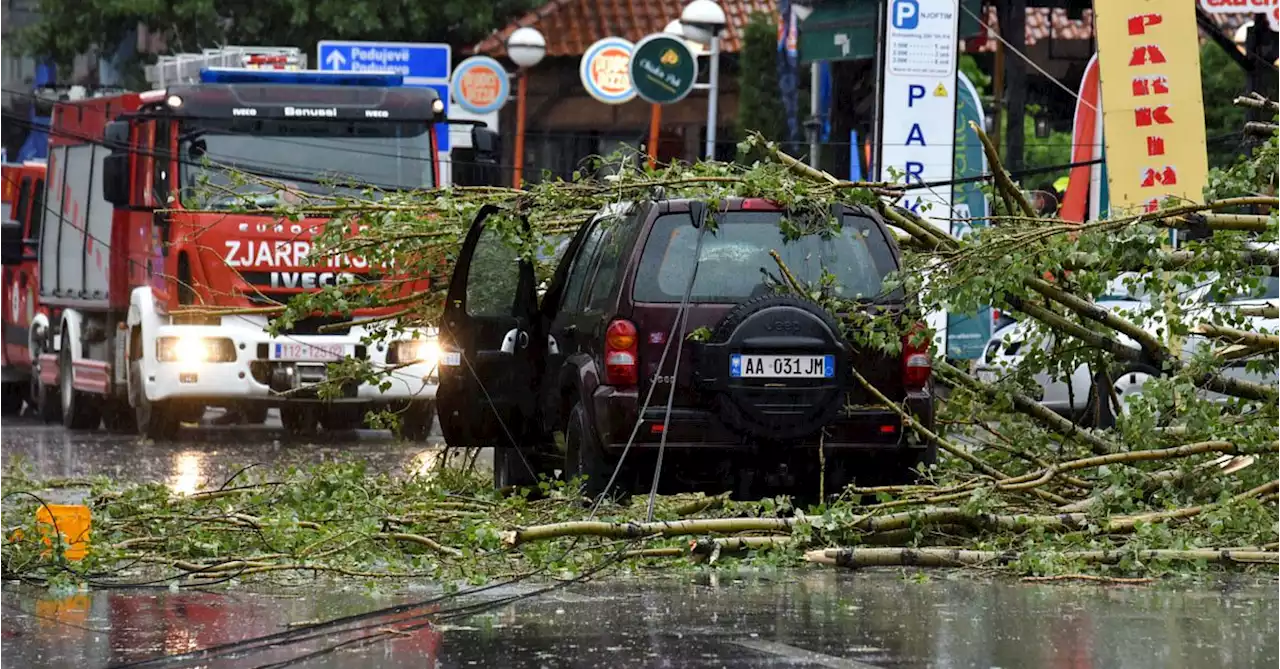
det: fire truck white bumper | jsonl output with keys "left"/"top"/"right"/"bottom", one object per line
{"left": 143, "top": 320, "right": 439, "bottom": 404}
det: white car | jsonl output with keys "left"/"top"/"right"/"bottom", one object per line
{"left": 976, "top": 271, "right": 1278, "bottom": 424}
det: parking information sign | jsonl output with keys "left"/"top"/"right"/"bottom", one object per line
{"left": 317, "top": 40, "right": 452, "bottom": 151}
{"left": 876, "top": 0, "right": 960, "bottom": 221}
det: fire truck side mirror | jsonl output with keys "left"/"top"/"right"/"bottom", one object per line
{"left": 1, "top": 221, "right": 22, "bottom": 266}
{"left": 102, "top": 154, "right": 130, "bottom": 207}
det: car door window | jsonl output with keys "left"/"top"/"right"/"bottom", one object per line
{"left": 465, "top": 224, "right": 522, "bottom": 317}
{"left": 560, "top": 219, "right": 608, "bottom": 313}
{"left": 586, "top": 215, "right": 637, "bottom": 311}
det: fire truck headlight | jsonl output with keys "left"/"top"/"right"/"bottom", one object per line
{"left": 431, "top": 99, "right": 445, "bottom": 115}
{"left": 166, "top": 95, "right": 184, "bottom": 109}
{"left": 157, "top": 336, "right": 236, "bottom": 364}
{"left": 174, "top": 337, "right": 207, "bottom": 364}
{"left": 392, "top": 338, "right": 440, "bottom": 367}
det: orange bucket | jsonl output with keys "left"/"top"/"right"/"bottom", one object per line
{"left": 35, "top": 504, "right": 91, "bottom": 561}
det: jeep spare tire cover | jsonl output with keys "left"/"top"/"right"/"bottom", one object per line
{"left": 698, "top": 294, "right": 848, "bottom": 441}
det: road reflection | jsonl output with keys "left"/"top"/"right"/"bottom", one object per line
{"left": 3, "top": 573, "right": 1274, "bottom": 669}
{"left": 167, "top": 451, "right": 206, "bottom": 496}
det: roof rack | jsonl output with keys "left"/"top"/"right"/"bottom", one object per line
{"left": 145, "top": 46, "right": 307, "bottom": 87}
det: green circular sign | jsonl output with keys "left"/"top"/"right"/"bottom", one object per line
{"left": 628, "top": 33, "right": 698, "bottom": 105}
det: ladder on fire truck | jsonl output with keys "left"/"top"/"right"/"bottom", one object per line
{"left": 144, "top": 46, "right": 308, "bottom": 87}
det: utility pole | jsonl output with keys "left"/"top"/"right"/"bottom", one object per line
{"left": 1243, "top": 13, "right": 1279, "bottom": 156}
{"left": 998, "top": 0, "right": 1027, "bottom": 172}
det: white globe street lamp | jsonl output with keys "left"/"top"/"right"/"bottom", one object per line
{"left": 680, "top": 0, "right": 727, "bottom": 46}
{"left": 506, "top": 26, "right": 546, "bottom": 69}
{"left": 506, "top": 26, "right": 546, "bottom": 188}
{"left": 663, "top": 19, "right": 707, "bottom": 56}
{"left": 681, "top": 0, "right": 727, "bottom": 159}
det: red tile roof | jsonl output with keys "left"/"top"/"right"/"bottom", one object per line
{"left": 972, "top": 6, "right": 1254, "bottom": 52}
{"left": 473, "top": 0, "right": 775, "bottom": 58}
{"left": 475, "top": 2, "right": 1258, "bottom": 59}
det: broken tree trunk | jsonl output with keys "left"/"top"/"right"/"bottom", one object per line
{"left": 805, "top": 547, "right": 1279, "bottom": 569}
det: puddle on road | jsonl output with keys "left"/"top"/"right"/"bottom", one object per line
{"left": 1, "top": 416, "right": 456, "bottom": 497}
{"left": 2, "top": 572, "right": 1276, "bottom": 668}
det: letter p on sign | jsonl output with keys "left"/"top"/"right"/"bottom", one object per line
{"left": 892, "top": 0, "right": 919, "bottom": 29}
{"left": 908, "top": 84, "right": 926, "bottom": 107}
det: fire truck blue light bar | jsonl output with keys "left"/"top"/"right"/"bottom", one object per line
{"left": 198, "top": 68, "right": 404, "bottom": 87}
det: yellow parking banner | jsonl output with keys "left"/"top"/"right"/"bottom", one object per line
{"left": 1093, "top": 0, "right": 1209, "bottom": 215}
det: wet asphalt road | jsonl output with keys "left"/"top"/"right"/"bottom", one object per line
{"left": 3, "top": 416, "right": 1279, "bottom": 668}
{"left": 1, "top": 411, "right": 452, "bottom": 494}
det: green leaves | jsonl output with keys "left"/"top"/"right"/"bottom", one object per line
{"left": 19, "top": 0, "right": 542, "bottom": 72}
{"left": 736, "top": 12, "right": 788, "bottom": 150}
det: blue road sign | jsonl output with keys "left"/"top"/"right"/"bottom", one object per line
{"left": 317, "top": 41, "right": 453, "bottom": 151}
{"left": 317, "top": 41, "right": 451, "bottom": 80}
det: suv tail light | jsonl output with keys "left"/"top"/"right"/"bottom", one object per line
{"left": 604, "top": 319, "right": 639, "bottom": 386}
{"left": 902, "top": 323, "right": 932, "bottom": 391}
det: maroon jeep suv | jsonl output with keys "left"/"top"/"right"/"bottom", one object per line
{"left": 437, "top": 198, "right": 935, "bottom": 499}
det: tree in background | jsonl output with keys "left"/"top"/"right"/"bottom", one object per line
{"left": 18, "top": 0, "right": 541, "bottom": 74}
{"left": 737, "top": 12, "right": 787, "bottom": 147}
{"left": 1199, "top": 40, "right": 1250, "bottom": 170}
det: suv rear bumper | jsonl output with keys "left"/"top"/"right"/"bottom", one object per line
{"left": 590, "top": 386, "right": 934, "bottom": 450}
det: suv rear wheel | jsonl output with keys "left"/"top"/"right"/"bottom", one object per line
{"left": 564, "top": 402, "right": 615, "bottom": 499}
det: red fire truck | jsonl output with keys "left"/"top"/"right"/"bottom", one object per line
{"left": 1, "top": 160, "right": 47, "bottom": 414}
{"left": 0, "top": 47, "right": 498, "bottom": 438}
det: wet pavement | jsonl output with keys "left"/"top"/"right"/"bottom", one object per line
{"left": 3, "top": 572, "right": 1277, "bottom": 668}
{"left": 4, "top": 417, "right": 1279, "bottom": 668}
{"left": 1, "top": 411, "right": 452, "bottom": 495}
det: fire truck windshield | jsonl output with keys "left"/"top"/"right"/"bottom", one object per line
{"left": 179, "top": 119, "right": 434, "bottom": 207}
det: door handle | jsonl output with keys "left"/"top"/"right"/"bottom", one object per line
{"left": 563, "top": 324, "right": 578, "bottom": 335}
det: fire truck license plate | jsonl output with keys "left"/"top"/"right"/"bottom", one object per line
{"left": 270, "top": 343, "right": 346, "bottom": 362}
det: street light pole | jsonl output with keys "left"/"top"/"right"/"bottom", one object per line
{"left": 505, "top": 26, "right": 546, "bottom": 189}
{"left": 807, "top": 63, "right": 821, "bottom": 169}
{"left": 514, "top": 73, "right": 529, "bottom": 187}
{"left": 681, "top": 0, "right": 726, "bottom": 162}
{"left": 704, "top": 36, "right": 720, "bottom": 160}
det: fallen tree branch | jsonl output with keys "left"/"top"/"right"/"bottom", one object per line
{"left": 805, "top": 546, "right": 1279, "bottom": 569}
{"left": 848, "top": 369, "right": 1075, "bottom": 506}
{"left": 1234, "top": 93, "right": 1280, "bottom": 112}
{"left": 500, "top": 517, "right": 797, "bottom": 547}
{"left": 1022, "top": 574, "right": 1154, "bottom": 585}
{"left": 937, "top": 359, "right": 1118, "bottom": 456}
{"left": 376, "top": 532, "right": 463, "bottom": 557}
{"left": 972, "top": 121, "right": 1037, "bottom": 218}
{"left": 1195, "top": 323, "right": 1280, "bottom": 349}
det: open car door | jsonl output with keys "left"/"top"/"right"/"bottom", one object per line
{"left": 437, "top": 206, "right": 543, "bottom": 451}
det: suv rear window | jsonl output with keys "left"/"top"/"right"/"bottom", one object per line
{"left": 633, "top": 211, "right": 897, "bottom": 303}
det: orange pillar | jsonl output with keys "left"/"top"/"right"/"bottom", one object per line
{"left": 513, "top": 73, "right": 529, "bottom": 188}
{"left": 647, "top": 104, "right": 662, "bottom": 170}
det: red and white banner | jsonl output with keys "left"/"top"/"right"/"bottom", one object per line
{"left": 1198, "top": 0, "right": 1279, "bottom": 31}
